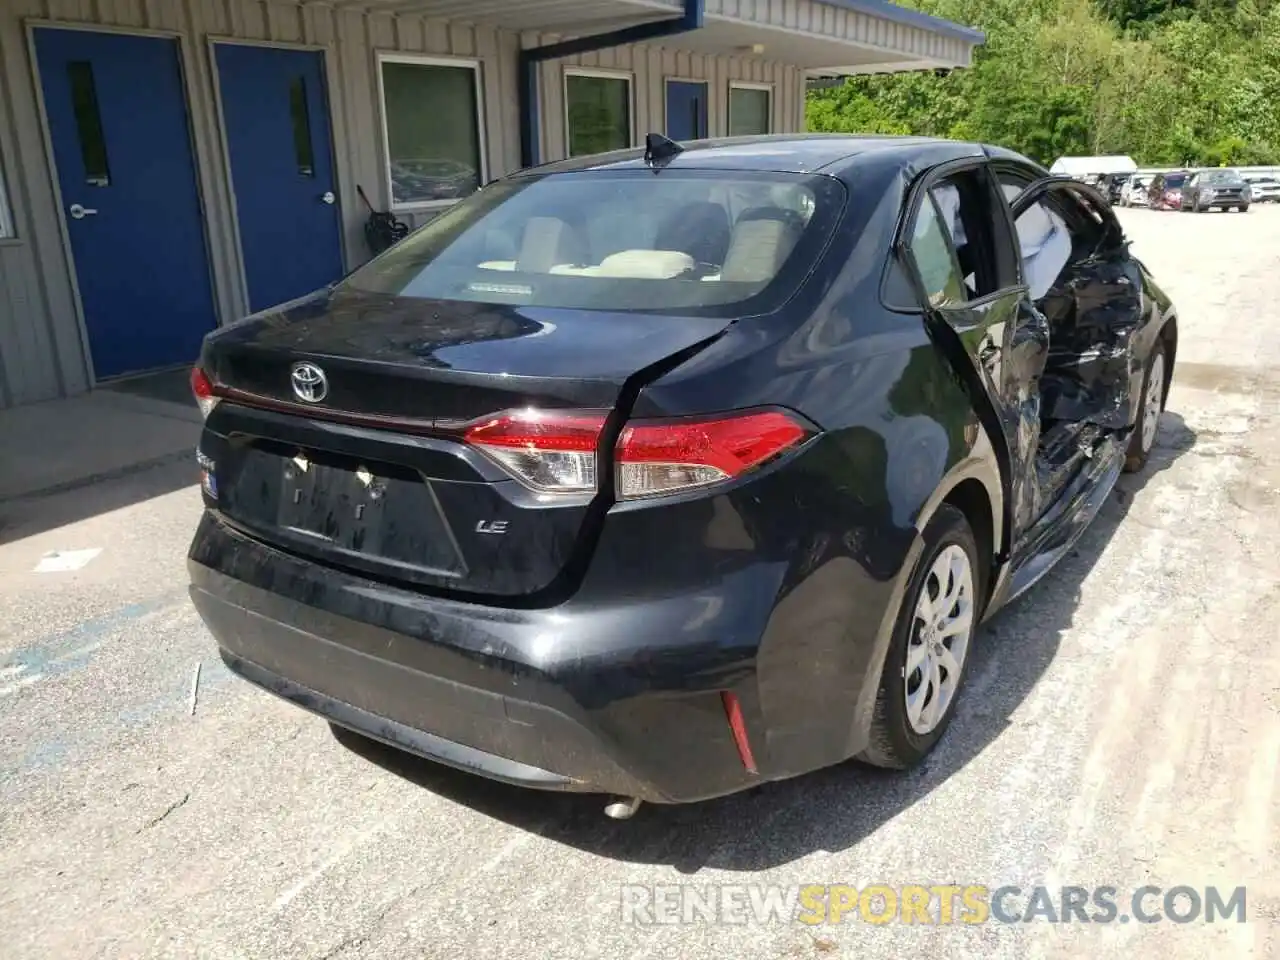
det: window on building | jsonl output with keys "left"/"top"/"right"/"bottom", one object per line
{"left": 68, "top": 60, "right": 112, "bottom": 187}
{"left": 378, "top": 55, "right": 484, "bottom": 210}
{"left": 565, "top": 71, "right": 632, "bottom": 157}
{"left": 728, "top": 83, "right": 771, "bottom": 136}
{"left": 0, "top": 157, "right": 13, "bottom": 239}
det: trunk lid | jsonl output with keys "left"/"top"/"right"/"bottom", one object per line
{"left": 198, "top": 288, "right": 730, "bottom": 599}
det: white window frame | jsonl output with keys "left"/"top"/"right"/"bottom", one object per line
{"left": 0, "top": 158, "right": 14, "bottom": 240}
{"left": 728, "top": 80, "right": 774, "bottom": 137}
{"left": 375, "top": 51, "right": 488, "bottom": 214}
{"left": 563, "top": 67, "right": 635, "bottom": 158}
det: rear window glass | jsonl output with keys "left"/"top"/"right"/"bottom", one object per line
{"left": 1163, "top": 174, "right": 1186, "bottom": 187}
{"left": 340, "top": 170, "right": 845, "bottom": 315}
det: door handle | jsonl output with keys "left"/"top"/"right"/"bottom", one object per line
{"left": 69, "top": 204, "right": 98, "bottom": 220}
{"left": 320, "top": 191, "right": 335, "bottom": 205}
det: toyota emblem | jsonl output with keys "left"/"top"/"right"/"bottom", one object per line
{"left": 290, "top": 362, "right": 328, "bottom": 403}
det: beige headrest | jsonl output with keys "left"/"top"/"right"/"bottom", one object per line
{"left": 721, "top": 217, "right": 801, "bottom": 283}
{"left": 516, "top": 217, "right": 582, "bottom": 272}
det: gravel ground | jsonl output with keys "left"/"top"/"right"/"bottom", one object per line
{"left": 1, "top": 205, "right": 1278, "bottom": 960}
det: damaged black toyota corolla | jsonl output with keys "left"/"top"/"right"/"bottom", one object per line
{"left": 187, "top": 135, "right": 1176, "bottom": 815}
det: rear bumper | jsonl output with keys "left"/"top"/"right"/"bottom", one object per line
{"left": 189, "top": 512, "right": 896, "bottom": 802}
{"left": 216, "top": 649, "right": 593, "bottom": 792}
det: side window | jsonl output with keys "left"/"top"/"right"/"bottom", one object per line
{"left": 926, "top": 170, "right": 1010, "bottom": 300}
{"left": 908, "top": 197, "right": 967, "bottom": 307}
{"left": 887, "top": 166, "right": 1017, "bottom": 312}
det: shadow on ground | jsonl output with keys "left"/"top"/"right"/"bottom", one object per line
{"left": 0, "top": 457, "right": 199, "bottom": 547}
{"left": 101, "top": 367, "right": 198, "bottom": 410}
{"left": 0, "top": 368, "right": 200, "bottom": 544}
{"left": 333, "top": 411, "right": 1198, "bottom": 873}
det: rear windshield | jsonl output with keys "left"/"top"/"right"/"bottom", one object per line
{"left": 1163, "top": 174, "right": 1187, "bottom": 187}
{"left": 340, "top": 170, "right": 845, "bottom": 315}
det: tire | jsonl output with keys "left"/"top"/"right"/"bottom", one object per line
{"left": 1240, "top": 204, "right": 1250, "bottom": 213}
{"left": 860, "top": 505, "right": 982, "bottom": 770}
{"left": 1125, "top": 339, "right": 1168, "bottom": 473}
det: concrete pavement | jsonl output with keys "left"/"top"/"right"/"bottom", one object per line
{"left": 0, "top": 370, "right": 200, "bottom": 504}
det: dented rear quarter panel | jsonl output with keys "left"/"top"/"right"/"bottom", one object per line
{"left": 623, "top": 147, "right": 1004, "bottom": 767}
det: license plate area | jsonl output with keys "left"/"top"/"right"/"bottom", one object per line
{"left": 277, "top": 454, "right": 390, "bottom": 552}
{"left": 220, "top": 440, "right": 466, "bottom": 578}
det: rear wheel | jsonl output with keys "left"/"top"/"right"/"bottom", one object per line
{"left": 1125, "top": 340, "right": 1167, "bottom": 473}
{"left": 861, "top": 505, "right": 980, "bottom": 769}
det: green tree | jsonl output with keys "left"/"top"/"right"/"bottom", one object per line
{"left": 804, "top": 0, "right": 1280, "bottom": 166}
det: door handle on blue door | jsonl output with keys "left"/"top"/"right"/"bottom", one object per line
{"left": 69, "top": 204, "right": 98, "bottom": 219}
{"left": 320, "top": 192, "right": 335, "bottom": 205}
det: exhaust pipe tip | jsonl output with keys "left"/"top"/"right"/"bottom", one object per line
{"left": 603, "top": 796, "right": 643, "bottom": 820}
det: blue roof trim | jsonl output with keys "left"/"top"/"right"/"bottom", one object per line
{"left": 821, "top": 0, "right": 986, "bottom": 45}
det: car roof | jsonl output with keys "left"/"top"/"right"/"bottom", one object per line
{"left": 512, "top": 134, "right": 996, "bottom": 179}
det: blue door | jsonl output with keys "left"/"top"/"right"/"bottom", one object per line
{"left": 214, "top": 44, "right": 345, "bottom": 313}
{"left": 666, "top": 80, "right": 708, "bottom": 141}
{"left": 33, "top": 28, "right": 217, "bottom": 380}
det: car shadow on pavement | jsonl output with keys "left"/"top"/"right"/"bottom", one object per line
{"left": 333, "top": 411, "right": 1197, "bottom": 872}
{"left": 0, "top": 456, "right": 199, "bottom": 547}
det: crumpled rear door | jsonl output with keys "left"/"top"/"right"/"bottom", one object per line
{"left": 1008, "top": 177, "right": 1144, "bottom": 431}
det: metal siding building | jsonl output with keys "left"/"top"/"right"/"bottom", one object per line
{"left": 0, "top": 0, "right": 981, "bottom": 409}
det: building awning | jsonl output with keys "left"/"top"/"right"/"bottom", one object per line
{"left": 367, "top": 0, "right": 984, "bottom": 73}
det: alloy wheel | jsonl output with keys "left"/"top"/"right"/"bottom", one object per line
{"left": 904, "top": 545, "right": 975, "bottom": 735}
{"left": 1141, "top": 351, "right": 1166, "bottom": 454}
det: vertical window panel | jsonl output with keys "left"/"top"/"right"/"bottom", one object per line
{"left": 380, "top": 58, "right": 483, "bottom": 209}
{"left": 565, "top": 73, "right": 631, "bottom": 158}
{"left": 289, "top": 76, "right": 316, "bottom": 178}
{"left": 68, "top": 61, "right": 111, "bottom": 186}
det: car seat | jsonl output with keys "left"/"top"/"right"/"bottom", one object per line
{"left": 720, "top": 207, "right": 805, "bottom": 284}
{"left": 653, "top": 201, "right": 732, "bottom": 268}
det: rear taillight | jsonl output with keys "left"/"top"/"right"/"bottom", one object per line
{"left": 615, "top": 410, "right": 808, "bottom": 499}
{"left": 190, "top": 366, "right": 219, "bottom": 419}
{"left": 464, "top": 410, "right": 606, "bottom": 493}
{"left": 464, "top": 408, "right": 809, "bottom": 499}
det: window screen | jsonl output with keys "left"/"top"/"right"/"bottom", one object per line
{"left": 728, "top": 85, "right": 771, "bottom": 136}
{"left": 565, "top": 73, "right": 632, "bottom": 157}
{"left": 380, "top": 58, "right": 483, "bottom": 208}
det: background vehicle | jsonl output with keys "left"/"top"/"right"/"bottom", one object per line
{"left": 1149, "top": 171, "right": 1189, "bottom": 210}
{"left": 1097, "top": 173, "right": 1127, "bottom": 205}
{"left": 1244, "top": 175, "right": 1280, "bottom": 202}
{"left": 187, "top": 136, "right": 1178, "bottom": 812}
{"left": 1119, "top": 175, "right": 1150, "bottom": 206}
{"left": 1180, "top": 169, "right": 1251, "bottom": 212}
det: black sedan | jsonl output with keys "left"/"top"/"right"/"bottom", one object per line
{"left": 187, "top": 134, "right": 1178, "bottom": 815}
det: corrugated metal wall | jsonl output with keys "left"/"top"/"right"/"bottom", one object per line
{"left": 0, "top": 0, "right": 804, "bottom": 409}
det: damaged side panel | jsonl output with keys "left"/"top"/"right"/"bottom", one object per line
{"left": 1036, "top": 252, "right": 1144, "bottom": 430}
